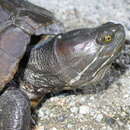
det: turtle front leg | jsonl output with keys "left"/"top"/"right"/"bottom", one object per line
{"left": 0, "top": 85, "right": 31, "bottom": 130}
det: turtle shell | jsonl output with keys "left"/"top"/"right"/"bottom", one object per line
{"left": 0, "top": 0, "right": 62, "bottom": 89}
{"left": 0, "top": 0, "right": 64, "bottom": 35}
{"left": 0, "top": 25, "right": 30, "bottom": 88}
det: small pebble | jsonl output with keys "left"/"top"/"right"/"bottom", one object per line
{"left": 67, "top": 124, "right": 73, "bottom": 128}
{"left": 35, "top": 126, "right": 45, "bottom": 130}
{"left": 95, "top": 114, "right": 103, "bottom": 122}
{"left": 79, "top": 105, "right": 89, "bottom": 114}
{"left": 51, "top": 127, "right": 57, "bottom": 130}
{"left": 70, "top": 107, "right": 78, "bottom": 113}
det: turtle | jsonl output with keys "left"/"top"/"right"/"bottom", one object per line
{"left": 0, "top": 0, "right": 126, "bottom": 130}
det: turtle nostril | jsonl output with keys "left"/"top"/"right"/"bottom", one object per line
{"left": 111, "top": 28, "right": 116, "bottom": 33}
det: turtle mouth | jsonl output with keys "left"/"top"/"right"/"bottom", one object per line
{"left": 84, "top": 64, "right": 111, "bottom": 86}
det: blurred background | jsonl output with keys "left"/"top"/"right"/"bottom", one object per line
{"left": 29, "top": 0, "right": 130, "bottom": 39}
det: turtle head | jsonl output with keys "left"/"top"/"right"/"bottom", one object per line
{"left": 54, "top": 22, "right": 125, "bottom": 87}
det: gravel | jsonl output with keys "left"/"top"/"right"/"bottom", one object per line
{"left": 79, "top": 105, "right": 90, "bottom": 115}
{"left": 28, "top": 0, "right": 130, "bottom": 130}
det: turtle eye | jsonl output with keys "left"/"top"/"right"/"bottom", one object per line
{"left": 103, "top": 35, "right": 112, "bottom": 43}
{"left": 96, "top": 32, "right": 114, "bottom": 45}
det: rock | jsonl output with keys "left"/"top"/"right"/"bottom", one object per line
{"left": 70, "top": 107, "right": 79, "bottom": 113}
{"left": 95, "top": 114, "right": 103, "bottom": 122}
{"left": 79, "top": 105, "right": 89, "bottom": 114}
{"left": 52, "top": 128, "right": 57, "bottom": 130}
